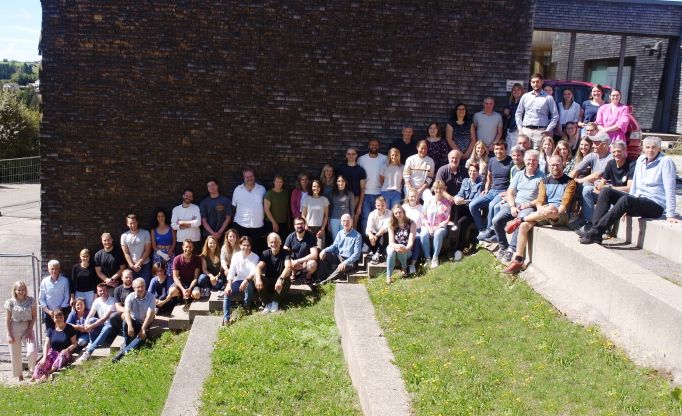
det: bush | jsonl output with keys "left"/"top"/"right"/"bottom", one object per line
{"left": 0, "top": 91, "right": 40, "bottom": 158}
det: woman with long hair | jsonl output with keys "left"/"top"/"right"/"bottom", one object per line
{"left": 71, "top": 248, "right": 98, "bottom": 309}
{"left": 66, "top": 297, "right": 90, "bottom": 348}
{"left": 222, "top": 236, "right": 258, "bottom": 325}
{"left": 379, "top": 147, "right": 404, "bottom": 211}
{"left": 319, "top": 164, "right": 336, "bottom": 201}
{"left": 539, "top": 135, "right": 555, "bottom": 174}
{"left": 385, "top": 204, "right": 416, "bottom": 284}
{"left": 302, "top": 179, "right": 330, "bottom": 248}
{"left": 219, "top": 228, "right": 240, "bottom": 299}
{"left": 503, "top": 83, "right": 523, "bottom": 150}
{"left": 419, "top": 180, "right": 452, "bottom": 269}
{"left": 571, "top": 137, "right": 594, "bottom": 179}
{"left": 198, "top": 235, "right": 224, "bottom": 294}
{"left": 151, "top": 207, "right": 176, "bottom": 280}
{"left": 465, "top": 141, "right": 489, "bottom": 179}
{"left": 561, "top": 121, "right": 580, "bottom": 153}
{"left": 290, "top": 173, "right": 310, "bottom": 220}
{"left": 553, "top": 139, "right": 574, "bottom": 174}
{"left": 264, "top": 174, "right": 290, "bottom": 240}
{"left": 556, "top": 88, "right": 582, "bottom": 138}
{"left": 579, "top": 84, "right": 605, "bottom": 133}
{"left": 329, "top": 174, "right": 356, "bottom": 241}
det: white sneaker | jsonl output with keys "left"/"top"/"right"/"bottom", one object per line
{"left": 261, "top": 304, "right": 271, "bottom": 315}
{"left": 430, "top": 258, "right": 439, "bottom": 269}
{"left": 408, "top": 265, "right": 416, "bottom": 275}
{"left": 269, "top": 301, "right": 279, "bottom": 313}
{"left": 450, "top": 224, "right": 458, "bottom": 231}
{"left": 453, "top": 250, "right": 463, "bottom": 261}
{"left": 370, "top": 253, "right": 380, "bottom": 264}
{"left": 75, "top": 350, "right": 91, "bottom": 364}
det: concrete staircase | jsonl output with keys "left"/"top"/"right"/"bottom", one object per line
{"left": 524, "top": 218, "right": 682, "bottom": 383}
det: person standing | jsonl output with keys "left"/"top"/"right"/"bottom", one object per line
{"left": 515, "top": 73, "right": 559, "bottom": 150}
{"left": 358, "top": 138, "right": 387, "bottom": 232}
{"left": 472, "top": 97, "right": 503, "bottom": 153}
{"left": 93, "top": 232, "right": 126, "bottom": 289}
{"left": 38, "top": 259, "right": 70, "bottom": 330}
{"left": 70, "top": 248, "right": 98, "bottom": 309}
{"left": 120, "top": 213, "right": 152, "bottom": 286}
{"left": 200, "top": 178, "right": 233, "bottom": 242}
{"left": 4, "top": 281, "right": 36, "bottom": 381}
{"left": 171, "top": 188, "right": 202, "bottom": 254}
{"left": 232, "top": 167, "right": 267, "bottom": 252}
{"left": 336, "top": 147, "right": 366, "bottom": 226}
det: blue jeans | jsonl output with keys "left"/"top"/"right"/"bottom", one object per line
{"left": 222, "top": 280, "right": 254, "bottom": 321}
{"left": 580, "top": 183, "right": 596, "bottom": 223}
{"left": 386, "top": 245, "right": 411, "bottom": 276}
{"left": 381, "top": 190, "right": 402, "bottom": 211}
{"left": 75, "top": 290, "right": 96, "bottom": 310}
{"left": 361, "top": 194, "right": 380, "bottom": 232}
{"left": 410, "top": 235, "right": 422, "bottom": 263}
{"left": 419, "top": 227, "right": 448, "bottom": 260}
{"left": 133, "top": 262, "right": 152, "bottom": 288}
{"left": 85, "top": 320, "right": 115, "bottom": 354}
{"left": 492, "top": 205, "right": 534, "bottom": 250}
{"left": 198, "top": 273, "right": 225, "bottom": 290}
{"left": 469, "top": 189, "right": 503, "bottom": 231}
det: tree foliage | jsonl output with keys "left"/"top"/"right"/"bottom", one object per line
{"left": 0, "top": 91, "right": 40, "bottom": 158}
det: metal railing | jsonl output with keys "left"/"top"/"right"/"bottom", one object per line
{"left": 0, "top": 156, "right": 40, "bottom": 184}
{"left": 0, "top": 253, "right": 42, "bottom": 362}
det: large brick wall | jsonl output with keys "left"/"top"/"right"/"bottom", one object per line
{"left": 550, "top": 33, "right": 668, "bottom": 131}
{"left": 39, "top": 1, "right": 535, "bottom": 267}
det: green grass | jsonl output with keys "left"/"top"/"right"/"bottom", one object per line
{"left": 367, "top": 252, "right": 682, "bottom": 415}
{"left": 0, "top": 331, "right": 187, "bottom": 415}
{"left": 200, "top": 287, "right": 361, "bottom": 416}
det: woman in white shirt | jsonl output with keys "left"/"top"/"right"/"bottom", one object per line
{"left": 222, "top": 236, "right": 258, "bottom": 325}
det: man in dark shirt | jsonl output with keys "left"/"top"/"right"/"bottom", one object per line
{"left": 390, "top": 126, "right": 417, "bottom": 160}
{"left": 284, "top": 217, "right": 320, "bottom": 284}
{"left": 109, "top": 269, "right": 135, "bottom": 335}
{"left": 200, "top": 178, "right": 233, "bottom": 242}
{"left": 256, "top": 233, "right": 292, "bottom": 314}
{"left": 93, "top": 232, "right": 126, "bottom": 289}
{"left": 336, "top": 147, "right": 367, "bottom": 226}
{"left": 436, "top": 149, "right": 466, "bottom": 198}
{"left": 595, "top": 141, "right": 633, "bottom": 194}
{"left": 470, "top": 141, "right": 513, "bottom": 239}
{"left": 172, "top": 239, "right": 201, "bottom": 307}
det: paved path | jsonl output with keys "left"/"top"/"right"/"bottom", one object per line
{"left": 0, "top": 184, "right": 40, "bottom": 257}
{"left": 335, "top": 284, "right": 411, "bottom": 416}
{"left": 161, "top": 315, "right": 222, "bottom": 416}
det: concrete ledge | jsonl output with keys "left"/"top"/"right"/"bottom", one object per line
{"left": 334, "top": 284, "right": 411, "bottom": 416}
{"left": 528, "top": 227, "right": 682, "bottom": 382}
{"left": 617, "top": 216, "right": 682, "bottom": 265}
{"left": 162, "top": 315, "right": 222, "bottom": 416}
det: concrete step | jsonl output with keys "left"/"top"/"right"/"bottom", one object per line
{"left": 188, "top": 298, "right": 211, "bottom": 322}
{"left": 526, "top": 226, "right": 682, "bottom": 382}
{"left": 168, "top": 304, "right": 191, "bottom": 331}
{"left": 617, "top": 216, "right": 682, "bottom": 265}
{"left": 109, "top": 335, "right": 125, "bottom": 353}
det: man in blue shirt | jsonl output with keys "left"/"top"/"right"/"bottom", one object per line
{"left": 38, "top": 259, "right": 71, "bottom": 330}
{"left": 319, "top": 214, "right": 362, "bottom": 284}
{"left": 515, "top": 73, "right": 559, "bottom": 150}
{"left": 579, "top": 136, "right": 680, "bottom": 244}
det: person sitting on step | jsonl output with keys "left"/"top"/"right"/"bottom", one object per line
{"left": 112, "top": 278, "right": 156, "bottom": 362}
{"left": 319, "top": 214, "right": 362, "bottom": 284}
{"left": 365, "top": 196, "right": 391, "bottom": 265}
{"left": 171, "top": 239, "right": 201, "bottom": 309}
{"left": 256, "top": 233, "right": 292, "bottom": 315}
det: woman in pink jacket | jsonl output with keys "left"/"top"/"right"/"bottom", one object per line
{"left": 595, "top": 89, "right": 629, "bottom": 143}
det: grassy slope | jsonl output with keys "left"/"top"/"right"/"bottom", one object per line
{"left": 0, "top": 331, "right": 187, "bottom": 416}
{"left": 200, "top": 287, "right": 361, "bottom": 416}
{"left": 367, "top": 252, "right": 682, "bottom": 415}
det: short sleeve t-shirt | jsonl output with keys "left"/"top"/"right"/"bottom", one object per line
{"left": 172, "top": 255, "right": 201, "bottom": 286}
{"left": 94, "top": 248, "right": 125, "bottom": 278}
{"left": 120, "top": 230, "right": 151, "bottom": 265}
{"left": 264, "top": 189, "right": 290, "bottom": 224}
{"left": 260, "top": 249, "right": 290, "bottom": 279}
{"left": 336, "top": 164, "right": 366, "bottom": 198}
{"left": 199, "top": 195, "right": 233, "bottom": 237}
{"left": 91, "top": 296, "right": 115, "bottom": 319}
{"left": 285, "top": 231, "right": 317, "bottom": 260}
{"left": 302, "top": 196, "right": 329, "bottom": 227}
{"left": 47, "top": 324, "right": 77, "bottom": 351}
{"left": 488, "top": 156, "right": 513, "bottom": 191}
{"left": 602, "top": 159, "right": 634, "bottom": 187}
{"left": 114, "top": 285, "right": 134, "bottom": 306}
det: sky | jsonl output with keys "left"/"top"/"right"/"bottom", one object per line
{"left": 0, "top": 0, "right": 42, "bottom": 62}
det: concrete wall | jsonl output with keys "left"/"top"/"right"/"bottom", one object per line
{"left": 39, "top": 0, "right": 535, "bottom": 266}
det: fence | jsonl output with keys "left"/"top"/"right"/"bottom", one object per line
{"left": 0, "top": 156, "right": 40, "bottom": 184}
{"left": 0, "top": 254, "right": 42, "bottom": 362}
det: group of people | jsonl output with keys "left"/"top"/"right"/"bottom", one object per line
{"left": 5, "top": 72, "right": 679, "bottom": 383}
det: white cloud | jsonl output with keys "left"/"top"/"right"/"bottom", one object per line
{"left": 14, "top": 25, "right": 40, "bottom": 35}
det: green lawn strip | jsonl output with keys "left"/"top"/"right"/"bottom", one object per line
{"left": 367, "top": 252, "right": 682, "bottom": 415}
{"left": 201, "top": 287, "right": 361, "bottom": 416}
{"left": 0, "top": 331, "right": 187, "bottom": 415}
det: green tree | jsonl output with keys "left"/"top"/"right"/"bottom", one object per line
{"left": 0, "top": 91, "right": 40, "bottom": 158}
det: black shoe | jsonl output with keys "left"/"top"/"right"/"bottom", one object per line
{"left": 578, "top": 233, "right": 602, "bottom": 245}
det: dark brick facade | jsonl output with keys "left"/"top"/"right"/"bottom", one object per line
{"left": 39, "top": 1, "right": 535, "bottom": 267}
{"left": 550, "top": 33, "right": 668, "bottom": 130}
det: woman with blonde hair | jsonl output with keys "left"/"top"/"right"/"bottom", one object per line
{"left": 218, "top": 228, "right": 240, "bottom": 299}
{"left": 4, "top": 280, "right": 36, "bottom": 381}
{"left": 419, "top": 180, "right": 452, "bottom": 269}
{"left": 198, "top": 235, "right": 224, "bottom": 295}
{"left": 465, "top": 140, "right": 489, "bottom": 179}
{"left": 379, "top": 147, "right": 404, "bottom": 210}
{"left": 553, "top": 140, "right": 574, "bottom": 174}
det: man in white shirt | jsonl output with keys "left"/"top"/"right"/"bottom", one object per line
{"left": 171, "top": 188, "right": 202, "bottom": 254}
{"left": 358, "top": 138, "right": 387, "bottom": 232}
{"left": 232, "top": 167, "right": 267, "bottom": 252}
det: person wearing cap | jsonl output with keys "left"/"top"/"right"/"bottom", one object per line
{"left": 578, "top": 136, "right": 680, "bottom": 245}
{"left": 568, "top": 130, "right": 613, "bottom": 231}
